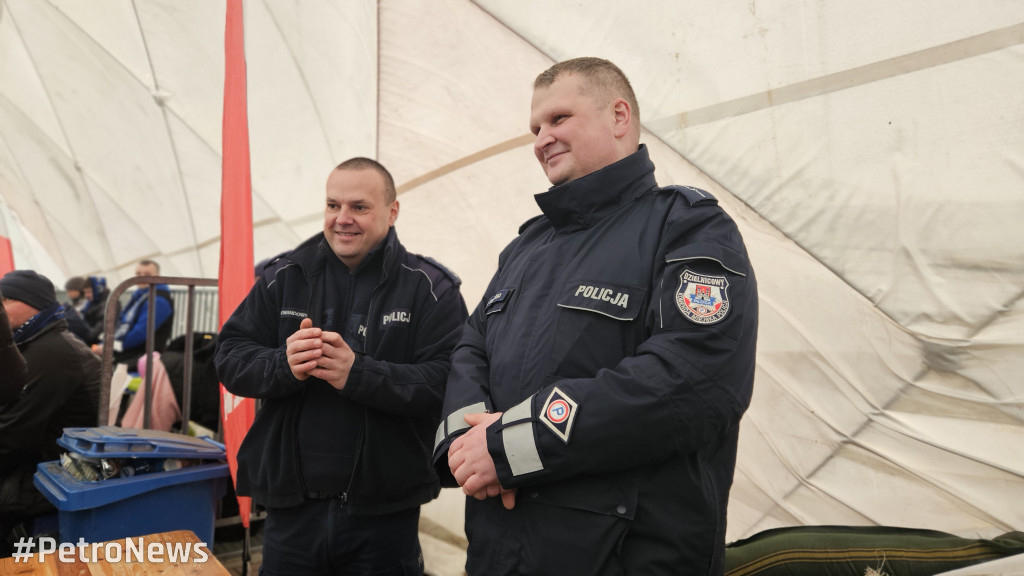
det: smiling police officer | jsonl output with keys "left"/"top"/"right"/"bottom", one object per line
{"left": 433, "top": 58, "right": 759, "bottom": 575}
{"left": 216, "top": 157, "right": 468, "bottom": 575}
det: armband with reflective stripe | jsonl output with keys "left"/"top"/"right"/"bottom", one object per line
{"left": 434, "top": 401, "right": 488, "bottom": 452}
{"left": 500, "top": 395, "right": 543, "bottom": 476}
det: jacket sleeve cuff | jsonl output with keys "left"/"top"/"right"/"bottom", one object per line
{"left": 488, "top": 394, "right": 544, "bottom": 487}
{"left": 273, "top": 355, "right": 301, "bottom": 390}
{"left": 337, "top": 353, "right": 365, "bottom": 396}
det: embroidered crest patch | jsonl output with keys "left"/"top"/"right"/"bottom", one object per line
{"left": 675, "top": 268, "right": 730, "bottom": 324}
{"left": 540, "top": 387, "right": 578, "bottom": 444}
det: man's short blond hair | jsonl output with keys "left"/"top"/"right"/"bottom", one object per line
{"left": 335, "top": 157, "right": 397, "bottom": 204}
{"left": 534, "top": 57, "right": 640, "bottom": 126}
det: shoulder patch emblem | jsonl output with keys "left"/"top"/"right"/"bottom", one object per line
{"left": 540, "top": 387, "right": 578, "bottom": 444}
{"left": 675, "top": 268, "right": 730, "bottom": 324}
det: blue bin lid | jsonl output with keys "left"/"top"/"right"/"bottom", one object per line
{"left": 57, "top": 426, "right": 225, "bottom": 460}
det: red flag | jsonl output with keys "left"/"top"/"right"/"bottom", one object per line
{"left": 219, "top": 0, "right": 256, "bottom": 528}
{"left": 0, "top": 236, "right": 13, "bottom": 276}
{"left": 0, "top": 204, "right": 14, "bottom": 275}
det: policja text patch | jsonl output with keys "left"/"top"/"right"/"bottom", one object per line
{"left": 557, "top": 280, "right": 643, "bottom": 321}
{"left": 540, "top": 387, "right": 578, "bottom": 443}
{"left": 676, "top": 268, "right": 730, "bottom": 324}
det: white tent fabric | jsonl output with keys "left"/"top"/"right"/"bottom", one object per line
{"left": 1, "top": 0, "right": 1022, "bottom": 572}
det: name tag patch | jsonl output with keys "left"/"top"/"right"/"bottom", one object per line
{"left": 484, "top": 288, "right": 514, "bottom": 315}
{"left": 540, "top": 387, "right": 578, "bottom": 444}
{"left": 557, "top": 281, "right": 643, "bottom": 321}
{"left": 676, "top": 268, "right": 730, "bottom": 324}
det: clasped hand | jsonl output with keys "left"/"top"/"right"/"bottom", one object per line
{"left": 448, "top": 412, "right": 516, "bottom": 510}
{"left": 285, "top": 317, "right": 354, "bottom": 390}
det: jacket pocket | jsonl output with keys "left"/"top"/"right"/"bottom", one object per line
{"left": 526, "top": 472, "right": 638, "bottom": 519}
{"left": 548, "top": 279, "right": 646, "bottom": 378}
{"left": 356, "top": 412, "right": 436, "bottom": 502}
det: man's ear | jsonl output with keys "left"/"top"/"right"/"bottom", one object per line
{"left": 612, "top": 98, "right": 632, "bottom": 139}
{"left": 389, "top": 200, "right": 400, "bottom": 227}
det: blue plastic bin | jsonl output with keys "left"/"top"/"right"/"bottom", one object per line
{"left": 33, "top": 426, "right": 229, "bottom": 546}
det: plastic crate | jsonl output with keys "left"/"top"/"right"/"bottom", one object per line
{"left": 33, "top": 426, "right": 229, "bottom": 546}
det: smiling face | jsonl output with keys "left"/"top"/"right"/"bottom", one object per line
{"left": 530, "top": 73, "right": 635, "bottom": 186}
{"left": 323, "top": 167, "right": 399, "bottom": 268}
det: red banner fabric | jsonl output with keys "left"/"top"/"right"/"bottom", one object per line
{"left": 219, "top": 0, "right": 256, "bottom": 528}
{"left": 0, "top": 236, "right": 13, "bottom": 276}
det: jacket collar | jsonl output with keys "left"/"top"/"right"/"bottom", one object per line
{"left": 15, "top": 314, "right": 67, "bottom": 347}
{"left": 533, "top": 144, "right": 658, "bottom": 233}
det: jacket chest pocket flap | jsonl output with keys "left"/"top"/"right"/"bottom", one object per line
{"left": 556, "top": 280, "right": 645, "bottom": 321}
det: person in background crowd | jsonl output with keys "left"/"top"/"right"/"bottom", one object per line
{"left": 75, "top": 275, "right": 115, "bottom": 346}
{"left": 0, "top": 287, "right": 27, "bottom": 403}
{"left": 62, "top": 276, "right": 93, "bottom": 344}
{"left": 64, "top": 276, "right": 89, "bottom": 313}
{"left": 0, "top": 270, "right": 100, "bottom": 554}
{"left": 433, "top": 57, "right": 759, "bottom": 575}
{"left": 216, "top": 157, "right": 468, "bottom": 575}
{"left": 95, "top": 260, "right": 174, "bottom": 368}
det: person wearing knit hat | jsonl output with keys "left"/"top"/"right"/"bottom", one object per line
{"left": 0, "top": 269, "right": 99, "bottom": 550}
{"left": 0, "top": 269, "right": 58, "bottom": 315}
{"left": 0, "top": 286, "right": 27, "bottom": 404}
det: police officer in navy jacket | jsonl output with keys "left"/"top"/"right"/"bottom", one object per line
{"left": 433, "top": 58, "right": 759, "bottom": 575}
{"left": 217, "top": 158, "right": 468, "bottom": 575}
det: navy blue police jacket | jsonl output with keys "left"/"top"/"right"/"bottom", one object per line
{"left": 216, "top": 228, "right": 468, "bottom": 514}
{"left": 433, "top": 145, "right": 758, "bottom": 575}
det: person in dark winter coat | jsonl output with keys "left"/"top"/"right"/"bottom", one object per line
{"left": 0, "top": 287, "right": 26, "bottom": 404}
{"left": 0, "top": 270, "right": 100, "bottom": 550}
{"left": 434, "top": 58, "right": 759, "bottom": 576}
{"left": 216, "top": 158, "right": 468, "bottom": 575}
{"left": 80, "top": 275, "right": 114, "bottom": 345}
{"left": 61, "top": 276, "right": 94, "bottom": 344}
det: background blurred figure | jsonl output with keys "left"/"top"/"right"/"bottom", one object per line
{"left": 0, "top": 287, "right": 27, "bottom": 403}
{"left": 63, "top": 275, "right": 117, "bottom": 347}
{"left": 96, "top": 260, "right": 174, "bottom": 369}
{"left": 0, "top": 270, "right": 100, "bottom": 553}
{"left": 61, "top": 276, "right": 93, "bottom": 344}
{"left": 81, "top": 276, "right": 113, "bottom": 343}
{"left": 64, "top": 276, "right": 89, "bottom": 313}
